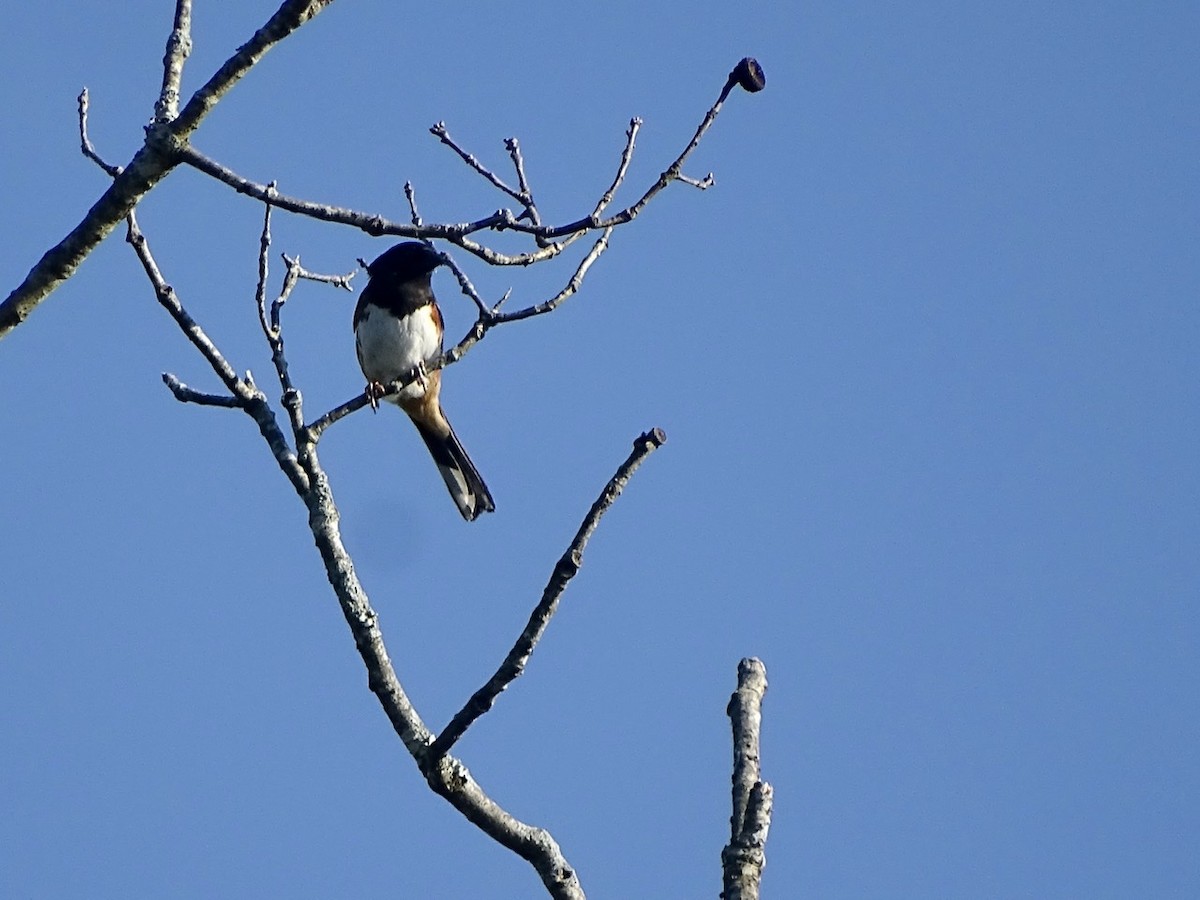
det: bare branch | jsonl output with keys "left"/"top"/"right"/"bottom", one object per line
{"left": 178, "top": 143, "right": 431, "bottom": 237}
{"left": 130, "top": 224, "right": 565, "bottom": 896}
{"left": 255, "top": 185, "right": 278, "bottom": 344}
{"left": 505, "top": 137, "right": 542, "bottom": 229}
{"left": 720, "top": 657, "right": 773, "bottom": 900}
{"left": 541, "top": 57, "right": 766, "bottom": 239}
{"left": 431, "top": 121, "right": 525, "bottom": 206}
{"left": 127, "top": 210, "right": 309, "bottom": 494}
{"left": 287, "top": 260, "right": 355, "bottom": 291}
{"left": 171, "top": 0, "right": 338, "bottom": 138}
{"left": 291, "top": 419, "right": 588, "bottom": 899}
{"left": 0, "top": 0, "right": 339, "bottom": 340}
{"left": 438, "top": 249, "right": 498, "bottom": 319}
{"left": 676, "top": 172, "right": 716, "bottom": 190}
{"left": 176, "top": 57, "right": 767, "bottom": 268}
{"left": 591, "top": 117, "right": 640, "bottom": 218}
{"left": 77, "top": 89, "right": 122, "bottom": 178}
{"left": 161, "top": 372, "right": 242, "bottom": 407}
{"left": 305, "top": 358, "right": 433, "bottom": 441}
{"left": 428, "top": 428, "right": 668, "bottom": 761}
{"left": 154, "top": 0, "right": 193, "bottom": 123}
{"left": 491, "top": 228, "right": 614, "bottom": 324}
{"left": 422, "top": 753, "right": 585, "bottom": 900}
{"left": 126, "top": 212, "right": 241, "bottom": 393}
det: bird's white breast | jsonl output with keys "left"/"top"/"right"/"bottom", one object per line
{"left": 355, "top": 304, "right": 441, "bottom": 401}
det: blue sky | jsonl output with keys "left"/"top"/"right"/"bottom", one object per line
{"left": 2, "top": 2, "right": 1197, "bottom": 897}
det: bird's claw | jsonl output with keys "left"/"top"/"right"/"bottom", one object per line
{"left": 366, "top": 381, "right": 386, "bottom": 412}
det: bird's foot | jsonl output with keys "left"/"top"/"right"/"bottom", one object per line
{"left": 366, "top": 380, "right": 387, "bottom": 412}
{"left": 413, "top": 360, "right": 429, "bottom": 392}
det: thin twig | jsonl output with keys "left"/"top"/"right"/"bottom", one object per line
{"left": 427, "top": 428, "right": 667, "bottom": 761}
{"left": 438, "top": 250, "right": 497, "bottom": 320}
{"left": 541, "top": 59, "right": 763, "bottom": 239}
{"left": 284, "top": 256, "right": 356, "bottom": 291}
{"left": 305, "top": 358, "right": 433, "bottom": 440}
{"left": 77, "top": 89, "right": 123, "bottom": 178}
{"left": 126, "top": 209, "right": 309, "bottom": 494}
{"left": 430, "top": 121, "right": 525, "bottom": 205}
{"left": 590, "top": 118, "right": 641, "bottom": 219}
{"left": 404, "top": 181, "right": 423, "bottom": 226}
{"left": 127, "top": 211, "right": 241, "bottom": 392}
{"left": 504, "top": 137, "right": 542, "bottom": 228}
{"left": 492, "top": 228, "right": 614, "bottom": 324}
{"left": 161, "top": 372, "right": 243, "bottom": 407}
{"left": 255, "top": 184, "right": 277, "bottom": 343}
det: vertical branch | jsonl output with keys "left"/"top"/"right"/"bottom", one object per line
{"left": 255, "top": 185, "right": 277, "bottom": 343}
{"left": 154, "top": 0, "right": 194, "bottom": 122}
{"left": 721, "top": 657, "right": 774, "bottom": 900}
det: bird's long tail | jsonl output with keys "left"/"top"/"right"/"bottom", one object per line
{"left": 413, "top": 417, "right": 495, "bottom": 521}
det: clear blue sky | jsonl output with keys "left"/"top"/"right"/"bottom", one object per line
{"left": 2, "top": 2, "right": 1197, "bottom": 897}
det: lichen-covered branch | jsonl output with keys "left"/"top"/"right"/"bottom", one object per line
{"left": 721, "top": 657, "right": 774, "bottom": 900}
{"left": 153, "top": 0, "right": 193, "bottom": 123}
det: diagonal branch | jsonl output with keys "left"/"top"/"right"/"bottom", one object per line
{"left": 0, "top": 0, "right": 338, "bottom": 341}
{"left": 541, "top": 57, "right": 765, "bottom": 239}
{"left": 431, "top": 121, "right": 525, "bottom": 206}
{"left": 427, "top": 428, "right": 668, "bottom": 761}
{"left": 174, "top": 57, "right": 767, "bottom": 268}
{"left": 171, "top": 0, "right": 338, "bottom": 138}
{"left": 126, "top": 210, "right": 309, "bottom": 495}
{"left": 490, "top": 228, "right": 614, "bottom": 325}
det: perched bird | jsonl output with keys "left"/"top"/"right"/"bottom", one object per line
{"left": 353, "top": 242, "right": 495, "bottom": 521}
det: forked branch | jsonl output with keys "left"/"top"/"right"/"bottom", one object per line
{"left": 0, "top": 0, "right": 338, "bottom": 340}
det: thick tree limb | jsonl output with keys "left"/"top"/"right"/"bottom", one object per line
{"left": 721, "top": 657, "right": 774, "bottom": 900}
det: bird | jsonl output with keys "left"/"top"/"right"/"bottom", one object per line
{"left": 353, "top": 242, "right": 495, "bottom": 521}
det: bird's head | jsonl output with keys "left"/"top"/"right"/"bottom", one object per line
{"left": 365, "top": 242, "right": 445, "bottom": 282}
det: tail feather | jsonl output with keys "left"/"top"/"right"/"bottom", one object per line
{"left": 413, "top": 420, "right": 495, "bottom": 521}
